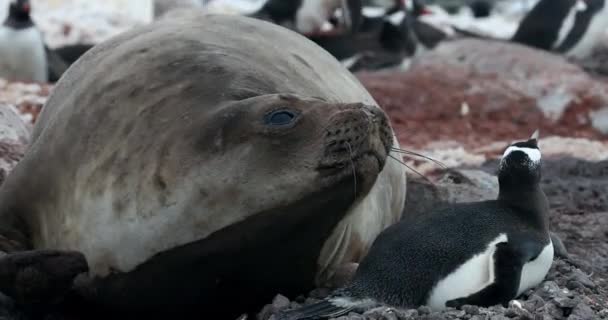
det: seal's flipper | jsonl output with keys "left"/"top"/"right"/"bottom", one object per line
{"left": 277, "top": 300, "right": 353, "bottom": 320}
{"left": 446, "top": 242, "right": 524, "bottom": 308}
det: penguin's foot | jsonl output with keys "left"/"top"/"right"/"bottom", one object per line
{"left": 0, "top": 249, "right": 89, "bottom": 307}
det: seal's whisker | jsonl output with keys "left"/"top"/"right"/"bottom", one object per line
{"left": 388, "top": 154, "right": 434, "bottom": 185}
{"left": 390, "top": 148, "right": 447, "bottom": 168}
{"left": 346, "top": 142, "right": 357, "bottom": 197}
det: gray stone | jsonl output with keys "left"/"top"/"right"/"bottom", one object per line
{"left": 554, "top": 297, "right": 579, "bottom": 309}
{"left": 257, "top": 304, "right": 273, "bottom": 320}
{"left": 566, "top": 270, "right": 596, "bottom": 290}
{"left": 418, "top": 306, "right": 433, "bottom": 315}
{"left": 393, "top": 309, "right": 419, "bottom": 318}
{"left": 462, "top": 305, "right": 480, "bottom": 315}
{"left": 567, "top": 302, "right": 595, "bottom": 320}
{"left": 524, "top": 295, "right": 545, "bottom": 313}
{"left": 272, "top": 294, "right": 291, "bottom": 310}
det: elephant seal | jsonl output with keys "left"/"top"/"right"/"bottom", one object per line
{"left": 0, "top": 13, "right": 406, "bottom": 319}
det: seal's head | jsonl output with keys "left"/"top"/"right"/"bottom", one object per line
{"left": 194, "top": 92, "right": 393, "bottom": 218}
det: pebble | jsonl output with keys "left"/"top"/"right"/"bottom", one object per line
{"left": 567, "top": 302, "right": 595, "bottom": 320}
{"left": 418, "top": 306, "right": 432, "bottom": 315}
{"left": 394, "top": 309, "right": 419, "bottom": 318}
{"left": 524, "top": 294, "right": 545, "bottom": 312}
{"left": 566, "top": 270, "right": 596, "bottom": 290}
{"left": 462, "top": 305, "right": 480, "bottom": 315}
{"left": 309, "top": 288, "right": 331, "bottom": 299}
{"left": 554, "top": 297, "right": 579, "bottom": 309}
{"left": 272, "top": 294, "right": 290, "bottom": 310}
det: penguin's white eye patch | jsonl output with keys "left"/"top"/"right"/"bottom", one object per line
{"left": 503, "top": 146, "right": 541, "bottom": 163}
{"left": 386, "top": 11, "right": 406, "bottom": 26}
{"left": 576, "top": 0, "right": 588, "bottom": 11}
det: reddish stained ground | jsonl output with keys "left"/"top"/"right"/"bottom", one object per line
{"left": 356, "top": 70, "right": 608, "bottom": 149}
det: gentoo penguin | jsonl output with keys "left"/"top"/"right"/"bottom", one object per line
{"left": 308, "top": 6, "right": 419, "bottom": 71}
{"left": 250, "top": 0, "right": 363, "bottom": 35}
{"left": 278, "top": 131, "right": 554, "bottom": 319}
{"left": 405, "top": 0, "right": 448, "bottom": 49}
{"left": 469, "top": 0, "right": 493, "bottom": 18}
{"left": 0, "top": 0, "right": 48, "bottom": 82}
{"left": 512, "top": 0, "right": 608, "bottom": 59}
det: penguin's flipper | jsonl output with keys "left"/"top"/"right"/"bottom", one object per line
{"left": 276, "top": 299, "right": 353, "bottom": 320}
{"left": 446, "top": 242, "right": 525, "bottom": 309}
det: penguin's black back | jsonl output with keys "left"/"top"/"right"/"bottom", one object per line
{"left": 345, "top": 199, "right": 549, "bottom": 307}
{"left": 252, "top": 0, "right": 303, "bottom": 24}
{"left": 511, "top": 0, "right": 576, "bottom": 50}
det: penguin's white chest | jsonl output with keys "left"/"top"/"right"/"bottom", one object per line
{"left": 0, "top": 27, "right": 48, "bottom": 82}
{"left": 517, "top": 241, "right": 554, "bottom": 296}
{"left": 426, "top": 234, "right": 508, "bottom": 310}
{"left": 426, "top": 234, "right": 554, "bottom": 310}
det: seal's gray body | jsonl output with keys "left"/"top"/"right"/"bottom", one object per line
{"left": 0, "top": 14, "right": 406, "bottom": 318}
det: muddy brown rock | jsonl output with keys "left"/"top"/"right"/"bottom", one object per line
{"left": 356, "top": 39, "right": 608, "bottom": 149}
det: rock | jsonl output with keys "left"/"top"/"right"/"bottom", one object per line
{"left": 0, "top": 104, "right": 30, "bottom": 185}
{"left": 568, "top": 302, "right": 595, "bottom": 320}
{"left": 0, "top": 104, "right": 30, "bottom": 145}
{"left": 308, "top": 288, "right": 331, "bottom": 299}
{"left": 356, "top": 38, "right": 608, "bottom": 150}
{"left": 272, "top": 294, "right": 290, "bottom": 311}
{"left": 462, "top": 305, "right": 480, "bottom": 315}
{"left": 523, "top": 294, "right": 545, "bottom": 313}
{"left": 554, "top": 297, "right": 579, "bottom": 309}
{"left": 417, "top": 306, "right": 432, "bottom": 315}
{"left": 566, "top": 270, "right": 597, "bottom": 290}
{"left": 435, "top": 169, "right": 498, "bottom": 203}
{"left": 393, "top": 309, "right": 418, "bottom": 318}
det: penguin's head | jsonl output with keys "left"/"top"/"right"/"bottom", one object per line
{"left": 8, "top": 0, "right": 31, "bottom": 21}
{"left": 498, "top": 130, "right": 541, "bottom": 186}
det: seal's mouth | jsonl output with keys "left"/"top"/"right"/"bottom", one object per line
{"left": 317, "top": 150, "right": 386, "bottom": 174}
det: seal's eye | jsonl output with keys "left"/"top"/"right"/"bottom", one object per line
{"left": 265, "top": 110, "right": 297, "bottom": 126}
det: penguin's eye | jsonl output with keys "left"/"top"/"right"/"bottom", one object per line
{"left": 265, "top": 110, "right": 298, "bottom": 126}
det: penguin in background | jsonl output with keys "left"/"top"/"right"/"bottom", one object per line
{"left": 278, "top": 131, "right": 555, "bottom": 320}
{"left": 308, "top": 4, "right": 420, "bottom": 71}
{"left": 249, "top": 0, "right": 363, "bottom": 35}
{"left": 0, "top": 0, "right": 48, "bottom": 83}
{"left": 512, "top": 0, "right": 608, "bottom": 59}
{"left": 405, "top": 0, "right": 449, "bottom": 49}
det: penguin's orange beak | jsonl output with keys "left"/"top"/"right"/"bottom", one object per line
{"left": 22, "top": 3, "right": 30, "bottom": 13}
